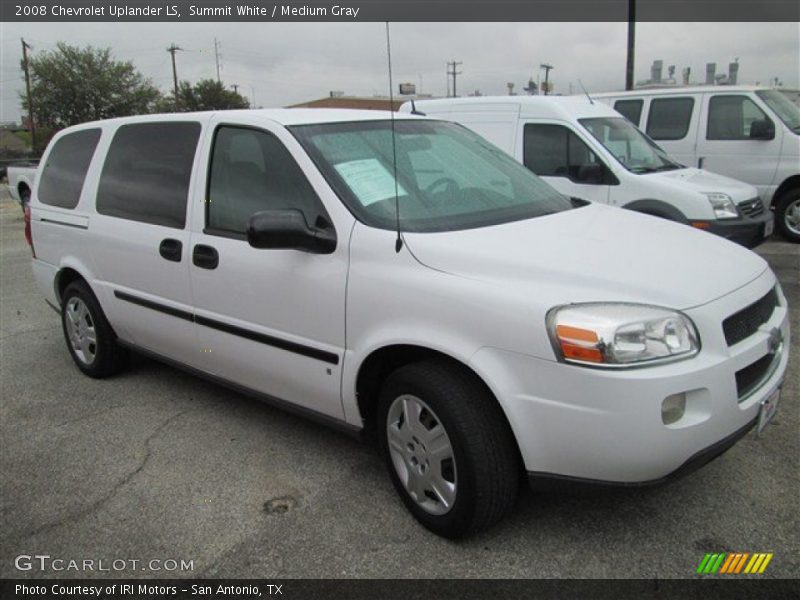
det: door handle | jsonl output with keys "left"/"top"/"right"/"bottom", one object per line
{"left": 159, "top": 238, "right": 182, "bottom": 262}
{"left": 192, "top": 244, "right": 219, "bottom": 269}
{"left": 698, "top": 156, "right": 705, "bottom": 169}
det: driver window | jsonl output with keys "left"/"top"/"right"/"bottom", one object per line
{"left": 207, "top": 126, "right": 325, "bottom": 234}
{"left": 707, "top": 95, "right": 770, "bottom": 140}
{"left": 523, "top": 124, "right": 603, "bottom": 184}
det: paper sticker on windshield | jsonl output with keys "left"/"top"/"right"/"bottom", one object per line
{"left": 334, "top": 159, "right": 407, "bottom": 207}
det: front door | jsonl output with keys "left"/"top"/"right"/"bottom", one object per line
{"left": 188, "top": 116, "right": 349, "bottom": 419}
{"left": 519, "top": 122, "right": 611, "bottom": 204}
{"left": 695, "top": 93, "right": 781, "bottom": 198}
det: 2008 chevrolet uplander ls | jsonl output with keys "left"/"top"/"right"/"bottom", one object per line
{"left": 28, "top": 110, "right": 789, "bottom": 538}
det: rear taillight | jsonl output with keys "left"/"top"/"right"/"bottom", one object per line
{"left": 23, "top": 204, "right": 35, "bottom": 257}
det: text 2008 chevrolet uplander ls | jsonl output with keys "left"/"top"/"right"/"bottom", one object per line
{"left": 27, "top": 110, "right": 789, "bottom": 538}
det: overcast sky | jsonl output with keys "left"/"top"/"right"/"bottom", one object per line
{"left": 1, "top": 21, "right": 798, "bottom": 121}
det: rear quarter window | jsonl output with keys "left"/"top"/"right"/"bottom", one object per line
{"left": 646, "top": 97, "right": 695, "bottom": 141}
{"left": 614, "top": 99, "right": 644, "bottom": 126}
{"left": 96, "top": 122, "right": 201, "bottom": 228}
{"left": 37, "top": 128, "right": 102, "bottom": 209}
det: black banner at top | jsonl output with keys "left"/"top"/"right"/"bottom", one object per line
{"left": 2, "top": 0, "right": 799, "bottom": 22}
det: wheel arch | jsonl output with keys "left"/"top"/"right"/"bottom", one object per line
{"left": 354, "top": 344, "right": 523, "bottom": 463}
{"left": 622, "top": 198, "right": 688, "bottom": 223}
{"left": 772, "top": 175, "right": 800, "bottom": 206}
{"left": 54, "top": 264, "right": 93, "bottom": 305}
{"left": 18, "top": 181, "right": 31, "bottom": 199}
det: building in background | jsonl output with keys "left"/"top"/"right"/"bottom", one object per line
{"left": 289, "top": 90, "right": 435, "bottom": 111}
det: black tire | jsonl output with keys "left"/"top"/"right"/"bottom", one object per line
{"left": 774, "top": 188, "right": 800, "bottom": 243}
{"left": 20, "top": 188, "right": 31, "bottom": 213}
{"left": 378, "top": 360, "right": 520, "bottom": 538}
{"left": 61, "top": 280, "right": 128, "bottom": 378}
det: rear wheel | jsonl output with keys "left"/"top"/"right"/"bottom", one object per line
{"left": 61, "top": 281, "right": 128, "bottom": 378}
{"left": 774, "top": 188, "right": 800, "bottom": 243}
{"left": 378, "top": 360, "right": 519, "bottom": 538}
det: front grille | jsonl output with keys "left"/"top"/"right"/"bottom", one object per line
{"left": 722, "top": 287, "right": 778, "bottom": 346}
{"left": 738, "top": 197, "right": 765, "bottom": 218}
{"left": 735, "top": 353, "right": 775, "bottom": 399}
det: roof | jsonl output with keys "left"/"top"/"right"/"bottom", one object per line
{"left": 405, "top": 95, "right": 618, "bottom": 120}
{"left": 590, "top": 85, "right": 772, "bottom": 98}
{"left": 57, "top": 108, "right": 424, "bottom": 133}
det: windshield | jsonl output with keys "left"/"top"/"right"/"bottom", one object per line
{"left": 290, "top": 120, "right": 573, "bottom": 232}
{"left": 756, "top": 89, "right": 800, "bottom": 133}
{"left": 579, "top": 117, "right": 682, "bottom": 174}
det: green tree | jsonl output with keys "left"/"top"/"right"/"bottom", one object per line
{"left": 21, "top": 43, "right": 161, "bottom": 128}
{"left": 160, "top": 79, "right": 250, "bottom": 112}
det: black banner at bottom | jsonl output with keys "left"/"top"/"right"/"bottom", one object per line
{"left": 2, "top": 579, "right": 799, "bottom": 600}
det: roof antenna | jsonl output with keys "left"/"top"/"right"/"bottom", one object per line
{"left": 578, "top": 79, "right": 594, "bottom": 105}
{"left": 385, "top": 22, "right": 403, "bottom": 253}
{"left": 410, "top": 99, "right": 426, "bottom": 116}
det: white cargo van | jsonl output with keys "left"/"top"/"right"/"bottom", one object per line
{"left": 401, "top": 96, "right": 773, "bottom": 247}
{"left": 28, "top": 110, "right": 789, "bottom": 538}
{"left": 593, "top": 86, "right": 800, "bottom": 242}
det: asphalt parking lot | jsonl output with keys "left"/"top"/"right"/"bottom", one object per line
{"left": 0, "top": 189, "right": 797, "bottom": 579}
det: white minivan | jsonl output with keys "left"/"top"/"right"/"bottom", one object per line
{"left": 28, "top": 110, "right": 789, "bottom": 538}
{"left": 400, "top": 96, "right": 773, "bottom": 247}
{"left": 593, "top": 86, "right": 800, "bottom": 243}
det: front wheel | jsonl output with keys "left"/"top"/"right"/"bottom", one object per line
{"left": 378, "top": 360, "right": 519, "bottom": 538}
{"left": 774, "top": 188, "right": 800, "bottom": 243}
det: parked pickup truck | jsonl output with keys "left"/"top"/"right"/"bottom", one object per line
{"left": 6, "top": 162, "right": 39, "bottom": 209}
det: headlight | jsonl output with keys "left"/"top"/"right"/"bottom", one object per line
{"left": 704, "top": 193, "right": 739, "bottom": 219}
{"left": 547, "top": 303, "right": 700, "bottom": 368}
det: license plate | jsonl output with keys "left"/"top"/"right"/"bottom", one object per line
{"left": 764, "top": 218, "right": 774, "bottom": 238}
{"left": 757, "top": 387, "right": 780, "bottom": 436}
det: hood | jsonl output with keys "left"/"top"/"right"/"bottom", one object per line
{"left": 648, "top": 167, "right": 759, "bottom": 202}
{"left": 405, "top": 203, "right": 767, "bottom": 310}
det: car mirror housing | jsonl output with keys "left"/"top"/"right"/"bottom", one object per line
{"left": 246, "top": 209, "right": 336, "bottom": 254}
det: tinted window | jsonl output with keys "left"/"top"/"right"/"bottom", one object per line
{"left": 207, "top": 126, "right": 325, "bottom": 234}
{"left": 707, "top": 95, "right": 770, "bottom": 140}
{"left": 646, "top": 97, "right": 694, "bottom": 140}
{"left": 38, "top": 129, "right": 101, "bottom": 209}
{"left": 523, "top": 124, "right": 602, "bottom": 182}
{"left": 614, "top": 99, "right": 644, "bottom": 126}
{"left": 97, "top": 122, "right": 201, "bottom": 228}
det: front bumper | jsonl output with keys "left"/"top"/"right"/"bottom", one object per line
{"left": 471, "top": 269, "right": 789, "bottom": 484}
{"left": 696, "top": 209, "right": 774, "bottom": 248}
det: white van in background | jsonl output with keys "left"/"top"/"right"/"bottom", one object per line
{"left": 592, "top": 87, "right": 800, "bottom": 242}
{"left": 400, "top": 96, "right": 774, "bottom": 248}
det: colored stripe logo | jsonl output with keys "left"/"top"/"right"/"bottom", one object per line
{"left": 696, "top": 552, "right": 773, "bottom": 574}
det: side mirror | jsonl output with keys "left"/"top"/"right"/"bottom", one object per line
{"left": 246, "top": 209, "right": 336, "bottom": 254}
{"left": 749, "top": 119, "right": 775, "bottom": 140}
{"left": 576, "top": 163, "right": 606, "bottom": 185}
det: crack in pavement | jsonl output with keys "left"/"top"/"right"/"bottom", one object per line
{"left": 8, "top": 409, "right": 191, "bottom": 543}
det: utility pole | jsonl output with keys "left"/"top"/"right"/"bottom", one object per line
{"left": 20, "top": 39, "right": 36, "bottom": 154}
{"left": 214, "top": 37, "right": 221, "bottom": 83}
{"left": 626, "top": 0, "right": 636, "bottom": 90}
{"left": 540, "top": 63, "right": 554, "bottom": 95}
{"left": 167, "top": 44, "right": 182, "bottom": 110}
{"left": 231, "top": 84, "right": 239, "bottom": 94}
{"left": 447, "top": 60, "right": 462, "bottom": 97}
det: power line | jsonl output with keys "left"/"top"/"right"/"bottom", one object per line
{"left": 447, "top": 60, "right": 462, "bottom": 97}
{"left": 540, "top": 63, "right": 554, "bottom": 95}
{"left": 21, "top": 38, "right": 36, "bottom": 152}
{"left": 167, "top": 43, "right": 183, "bottom": 109}
{"left": 214, "top": 37, "right": 221, "bottom": 83}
